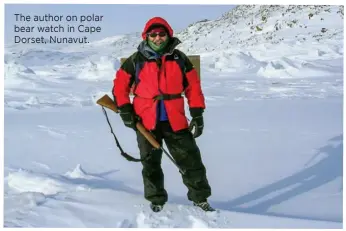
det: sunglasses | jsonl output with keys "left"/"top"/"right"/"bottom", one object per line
{"left": 148, "top": 31, "right": 167, "bottom": 38}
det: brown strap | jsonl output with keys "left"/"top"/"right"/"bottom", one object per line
{"left": 133, "top": 93, "right": 182, "bottom": 100}
{"left": 153, "top": 93, "right": 182, "bottom": 100}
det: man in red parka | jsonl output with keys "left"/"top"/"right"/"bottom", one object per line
{"left": 113, "top": 16, "right": 213, "bottom": 212}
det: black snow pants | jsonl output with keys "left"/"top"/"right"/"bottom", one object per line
{"left": 136, "top": 121, "right": 211, "bottom": 205}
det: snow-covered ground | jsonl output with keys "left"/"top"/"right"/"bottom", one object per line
{"left": 3, "top": 5, "right": 343, "bottom": 228}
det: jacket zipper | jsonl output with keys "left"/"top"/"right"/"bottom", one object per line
{"left": 154, "top": 57, "right": 162, "bottom": 130}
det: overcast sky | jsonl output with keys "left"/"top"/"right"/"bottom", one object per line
{"left": 5, "top": 4, "right": 236, "bottom": 44}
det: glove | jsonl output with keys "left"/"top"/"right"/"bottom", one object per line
{"left": 189, "top": 108, "right": 204, "bottom": 138}
{"left": 119, "top": 103, "right": 137, "bottom": 131}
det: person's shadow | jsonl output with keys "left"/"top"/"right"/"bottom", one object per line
{"left": 211, "top": 134, "right": 343, "bottom": 221}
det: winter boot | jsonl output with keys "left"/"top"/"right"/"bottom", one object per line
{"left": 193, "top": 201, "right": 216, "bottom": 212}
{"left": 150, "top": 203, "right": 164, "bottom": 212}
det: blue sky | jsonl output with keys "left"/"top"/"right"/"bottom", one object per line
{"left": 5, "top": 4, "right": 236, "bottom": 44}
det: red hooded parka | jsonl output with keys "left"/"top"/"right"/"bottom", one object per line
{"left": 113, "top": 17, "right": 205, "bottom": 132}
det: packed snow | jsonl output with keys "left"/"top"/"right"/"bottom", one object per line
{"left": 4, "top": 5, "right": 343, "bottom": 228}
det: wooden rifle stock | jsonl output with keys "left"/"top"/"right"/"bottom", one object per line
{"left": 96, "top": 94, "right": 160, "bottom": 149}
